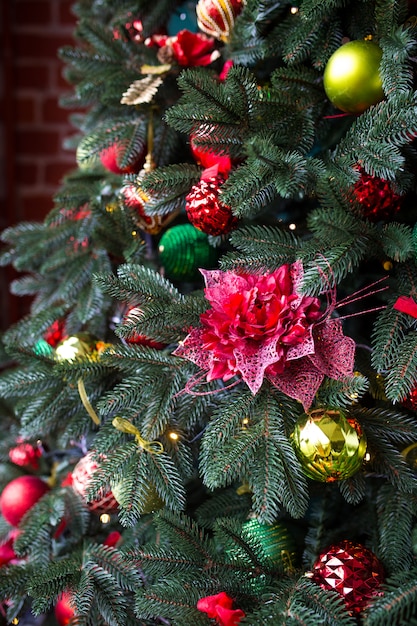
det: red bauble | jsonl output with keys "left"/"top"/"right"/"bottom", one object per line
{"left": 55, "top": 592, "right": 75, "bottom": 626}
{"left": 122, "top": 306, "right": 166, "bottom": 348}
{"left": 0, "top": 475, "right": 50, "bottom": 527}
{"left": 71, "top": 453, "right": 118, "bottom": 514}
{"left": 402, "top": 385, "right": 417, "bottom": 411}
{"left": 196, "top": 0, "right": 244, "bottom": 42}
{"left": 185, "top": 175, "right": 238, "bottom": 236}
{"left": 352, "top": 169, "right": 403, "bottom": 221}
{"left": 190, "top": 136, "right": 232, "bottom": 173}
{"left": 9, "top": 439, "right": 41, "bottom": 470}
{"left": 121, "top": 182, "right": 179, "bottom": 235}
{"left": 44, "top": 319, "right": 66, "bottom": 347}
{"left": 310, "top": 540, "right": 385, "bottom": 614}
{"left": 99, "top": 143, "right": 143, "bottom": 175}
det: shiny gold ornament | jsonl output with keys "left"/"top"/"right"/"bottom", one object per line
{"left": 292, "top": 408, "right": 367, "bottom": 482}
{"left": 55, "top": 333, "right": 98, "bottom": 362}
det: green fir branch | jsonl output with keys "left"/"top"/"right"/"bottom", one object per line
{"left": 376, "top": 483, "right": 415, "bottom": 573}
{"left": 362, "top": 568, "right": 417, "bottom": 626}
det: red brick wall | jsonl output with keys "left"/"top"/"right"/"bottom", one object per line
{"left": 1, "top": 0, "right": 78, "bottom": 330}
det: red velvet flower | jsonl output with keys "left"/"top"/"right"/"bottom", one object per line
{"left": 174, "top": 262, "right": 355, "bottom": 408}
{"left": 197, "top": 592, "right": 245, "bottom": 626}
{"left": 152, "top": 29, "right": 220, "bottom": 66}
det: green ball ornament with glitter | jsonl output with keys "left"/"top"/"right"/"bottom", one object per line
{"left": 291, "top": 408, "right": 367, "bottom": 482}
{"left": 228, "top": 518, "right": 297, "bottom": 572}
{"left": 158, "top": 223, "right": 217, "bottom": 282}
{"left": 323, "top": 39, "right": 384, "bottom": 114}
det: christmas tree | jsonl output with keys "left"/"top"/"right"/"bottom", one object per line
{"left": 1, "top": 0, "right": 417, "bottom": 623}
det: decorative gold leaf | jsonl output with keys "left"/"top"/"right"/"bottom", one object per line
{"left": 121, "top": 75, "right": 164, "bottom": 105}
{"left": 141, "top": 63, "right": 172, "bottom": 75}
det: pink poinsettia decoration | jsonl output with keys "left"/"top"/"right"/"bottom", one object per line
{"left": 173, "top": 262, "right": 355, "bottom": 409}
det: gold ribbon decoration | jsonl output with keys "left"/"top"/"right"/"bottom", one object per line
{"left": 112, "top": 417, "right": 164, "bottom": 454}
{"left": 77, "top": 378, "right": 100, "bottom": 425}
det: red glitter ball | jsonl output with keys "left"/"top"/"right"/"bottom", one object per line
{"left": 402, "top": 385, "right": 417, "bottom": 411}
{"left": 185, "top": 175, "right": 238, "bottom": 236}
{"left": 353, "top": 170, "right": 402, "bottom": 221}
{"left": 44, "top": 319, "right": 66, "bottom": 347}
{"left": 311, "top": 540, "right": 385, "bottom": 614}
{"left": 71, "top": 453, "right": 118, "bottom": 514}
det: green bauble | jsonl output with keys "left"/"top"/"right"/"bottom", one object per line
{"left": 158, "top": 223, "right": 217, "bottom": 282}
{"left": 112, "top": 482, "right": 164, "bottom": 515}
{"left": 323, "top": 40, "right": 384, "bottom": 114}
{"left": 229, "top": 518, "right": 297, "bottom": 571}
{"left": 33, "top": 338, "right": 54, "bottom": 357}
{"left": 292, "top": 408, "right": 367, "bottom": 482}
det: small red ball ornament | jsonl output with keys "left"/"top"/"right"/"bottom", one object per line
{"left": 353, "top": 169, "right": 403, "bottom": 221}
{"left": 71, "top": 453, "right": 118, "bottom": 514}
{"left": 55, "top": 592, "right": 75, "bottom": 626}
{"left": 44, "top": 319, "right": 66, "bottom": 347}
{"left": 190, "top": 135, "right": 232, "bottom": 173}
{"left": 0, "top": 475, "right": 50, "bottom": 527}
{"left": 185, "top": 175, "right": 238, "bottom": 236}
{"left": 196, "top": 0, "right": 245, "bottom": 42}
{"left": 122, "top": 306, "right": 166, "bottom": 348}
{"left": 402, "top": 386, "right": 417, "bottom": 412}
{"left": 310, "top": 540, "right": 385, "bottom": 614}
{"left": 100, "top": 142, "right": 142, "bottom": 175}
{"left": 9, "top": 439, "right": 41, "bottom": 469}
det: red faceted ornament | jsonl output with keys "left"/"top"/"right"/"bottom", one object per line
{"left": 71, "top": 453, "right": 118, "bottom": 514}
{"left": 352, "top": 169, "right": 403, "bottom": 221}
{"left": 310, "top": 540, "right": 385, "bottom": 614}
{"left": 0, "top": 475, "right": 50, "bottom": 527}
{"left": 196, "top": 0, "right": 245, "bottom": 42}
{"left": 185, "top": 174, "right": 238, "bottom": 236}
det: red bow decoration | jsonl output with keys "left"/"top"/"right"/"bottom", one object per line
{"left": 393, "top": 295, "right": 417, "bottom": 318}
{"left": 197, "top": 592, "right": 245, "bottom": 625}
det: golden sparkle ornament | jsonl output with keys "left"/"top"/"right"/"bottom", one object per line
{"left": 55, "top": 333, "right": 98, "bottom": 362}
{"left": 323, "top": 40, "right": 384, "bottom": 114}
{"left": 291, "top": 408, "right": 367, "bottom": 482}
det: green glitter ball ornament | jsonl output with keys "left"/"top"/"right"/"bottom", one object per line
{"left": 292, "top": 408, "right": 367, "bottom": 482}
{"left": 33, "top": 338, "right": 54, "bottom": 357}
{"left": 228, "top": 518, "right": 297, "bottom": 572}
{"left": 158, "top": 223, "right": 217, "bottom": 282}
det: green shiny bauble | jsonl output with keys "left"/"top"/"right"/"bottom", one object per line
{"left": 292, "top": 408, "right": 367, "bottom": 482}
{"left": 228, "top": 518, "right": 297, "bottom": 572}
{"left": 323, "top": 40, "right": 384, "bottom": 114}
{"left": 158, "top": 223, "right": 217, "bottom": 282}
